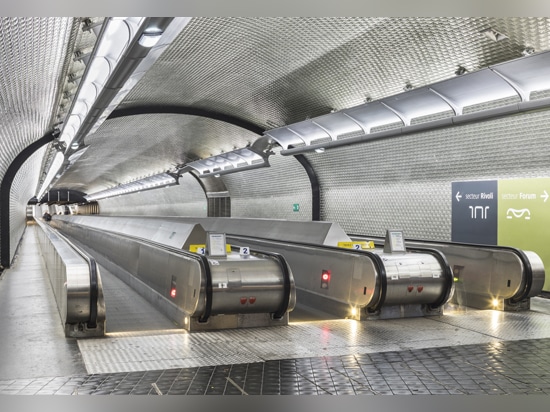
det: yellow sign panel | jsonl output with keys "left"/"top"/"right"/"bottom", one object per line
{"left": 189, "top": 244, "right": 232, "bottom": 253}
{"left": 337, "top": 241, "right": 374, "bottom": 250}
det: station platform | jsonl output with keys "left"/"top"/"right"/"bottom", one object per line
{"left": 1, "top": 225, "right": 550, "bottom": 395}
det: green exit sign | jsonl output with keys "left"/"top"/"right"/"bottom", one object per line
{"left": 292, "top": 203, "right": 300, "bottom": 212}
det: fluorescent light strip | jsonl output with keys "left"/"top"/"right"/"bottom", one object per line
{"left": 38, "top": 18, "right": 191, "bottom": 200}
{"left": 58, "top": 17, "right": 146, "bottom": 149}
{"left": 37, "top": 18, "right": 145, "bottom": 200}
{"left": 86, "top": 18, "right": 192, "bottom": 137}
{"left": 37, "top": 152, "right": 65, "bottom": 200}
{"left": 85, "top": 172, "right": 179, "bottom": 201}
{"left": 266, "top": 51, "right": 550, "bottom": 154}
{"left": 184, "top": 147, "right": 270, "bottom": 177}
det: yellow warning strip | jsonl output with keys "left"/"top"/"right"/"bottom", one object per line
{"left": 189, "top": 244, "right": 232, "bottom": 253}
{"left": 337, "top": 240, "right": 375, "bottom": 250}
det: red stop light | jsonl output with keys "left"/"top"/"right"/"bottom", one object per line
{"left": 170, "top": 276, "right": 177, "bottom": 299}
{"left": 321, "top": 269, "right": 331, "bottom": 289}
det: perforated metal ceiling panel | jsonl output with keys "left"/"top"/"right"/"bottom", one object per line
{"left": 223, "top": 147, "right": 312, "bottom": 220}
{"left": 98, "top": 173, "right": 208, "bottom": 217}
{"left": 0, "top": 17, "right": 77, "bottom": 181}
{"left": 120, "top": 17, "right": 550, "bottom": 128}
{"left": 49, "top": 17, "right": 550, "bottom": 197}
{"left": 54, "top": 113, "right": 262, "bottom": 194}
{"left": 3, "top": 18, "right": 550, "bottom": 204}
{"left": 0, "top": 18, "right": 83, "bottom": 265}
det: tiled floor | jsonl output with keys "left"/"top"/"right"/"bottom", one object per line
{"left": 0, "top": 225, "right": 87, "bottom": 380}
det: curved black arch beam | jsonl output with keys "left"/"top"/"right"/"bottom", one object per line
{"left": 1, "top": 131, "right": 56, "bottom": 268}
{"left": 107, "top": 105, "right": 321, "bottom": 221}
{"left": 108, "top": 105, "right": 265, "bottom": 135}
{"left": 294, "top": 154, "right": 321, "bottom": 221}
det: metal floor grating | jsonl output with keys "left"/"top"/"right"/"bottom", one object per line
{"left": 75, "top": 299, "right": 550, "bottom": 374}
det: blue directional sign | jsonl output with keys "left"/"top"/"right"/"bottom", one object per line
{"left": 451, "top": 180, "right": 498, "bottom": 245}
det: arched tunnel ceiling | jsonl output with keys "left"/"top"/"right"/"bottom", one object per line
{"left": 119, "top": 17, "right": 550, "bottom": 127}
{"left": 54, "top": 114, "right": 263, "bottom": 194}
{"left": 45, "top": 17, "right": 550, "bottom": 197}
{"left": 0, "top": 17, "right": 80, "bottom": 182}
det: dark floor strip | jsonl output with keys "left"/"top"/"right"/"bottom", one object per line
{"left": 1, "top": 337, "right": 550, "bottom": 395}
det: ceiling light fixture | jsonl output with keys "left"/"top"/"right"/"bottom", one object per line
{"left": 57, "top": 17, "right": 148, "bottom": 151}
{"left": 37, "top": 152, "right": 65, "bottom": 201}
{"left": 263, "top": 50, "right": 550, "bottom": 156}
{"left": 481, "top": 27, "right": 508, "bottom": 42}
{"left": 138, "top": 28, "right": 165, "bottom": 47}
{"left": 179, "top": 137, "right": 275, "bottom": 178}
{"left": 84, "top": 172, "right": 180, "bottom": 202}
{"left": 184, "top": 148, "right": 271, "bottom": 178}
{"left": 62, "top": 17, "right": 182, "bottom": 150}
{"left": 37, "top": 17, "right": 191, "bottom": 200}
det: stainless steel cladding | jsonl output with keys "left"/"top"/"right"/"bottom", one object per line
{"left": 353, "top": 236, "right": 545, "bottom": 311}
{"left": 522, "top": 251, "right": 546, "bottom": 298}
{"left": 377, "top": 253, "right": 447, "bottom": 306}
{"left": 51, "top": 215, "right": 453, "bottom": 321}
{"left": 53, "top": 215, "right": 209, "bottom": 249}
{"left": 226, "top": 235, "right": 452, "bottom": 319}
{"left": 178, "top": 254, "right": 293, "bottom": 315}
{"left": 34, "top": 218, "right": 106, "bottom": 338}
{"left": 226, "top": 237, "right": 380, "bottom": 315}
{"left": 50, "top": 215, "right": 296, "bottom": 331}
{"left": 431, "top": 243, "right": 546, "bottom": 310}
{"left": 153, "top": 217, "right": 453, "bottom": 320}
{"left": 451, "top": 248, "right": 526, "bottom": 300}
{"left": 407, "top": 241, "right": 545, "bottom": 310}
